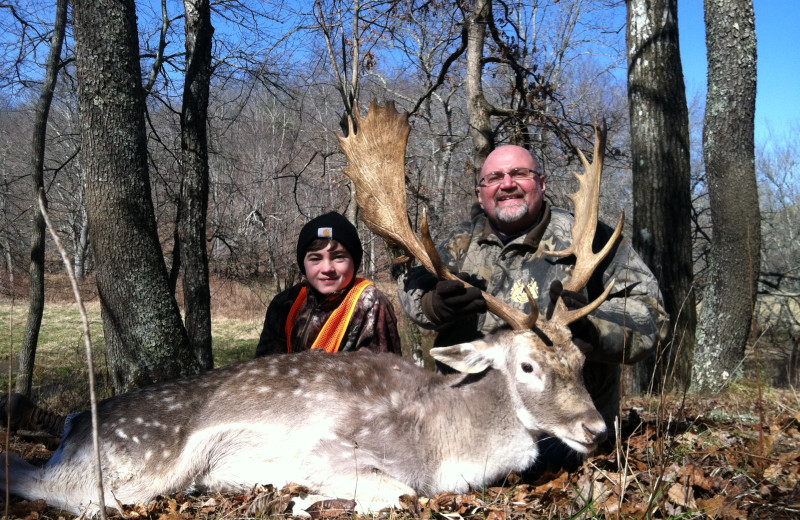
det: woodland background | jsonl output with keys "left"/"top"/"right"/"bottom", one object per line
{"left": 0, "top": 0, "right": 797, "bottom": 398}
{"left": 1, "top": 1, "right": 799, "bottom": 519}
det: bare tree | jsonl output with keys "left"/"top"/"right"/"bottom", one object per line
{"left": 753, "top": 126, "right": 800, "bottom": 386}
{"left": 178, "top": 0, "right": 214, "bottom": 369}
{"left": 16, "top": 0, "right": 68, "bottom": 395}
{"left": 72, "top": 0, "right": 200, "bottom": 392}
{"left": 464, "top": 0, "right": 496, "bottom": 169}
{"left": 691, "top": 0, "right": 760, "bottom": 394}
{"left": 626, "top": 0, "right": 695, "bottom": 392}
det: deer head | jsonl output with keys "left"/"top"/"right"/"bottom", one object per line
{"left": 338, "top": 100, "right": 623, "bottom": 332}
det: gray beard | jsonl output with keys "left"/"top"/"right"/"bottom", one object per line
{"left": 495, "top": 201, "right": 528, "bottom": 223}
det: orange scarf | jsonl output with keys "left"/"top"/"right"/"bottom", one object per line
{"left": 285, "top": 278, "right": 373, "bottom": 353}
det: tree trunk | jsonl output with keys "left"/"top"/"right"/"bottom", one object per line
{"left": 626, "top": 0, "right": 696, "bottom": 392}
{"left": 16, "top": 0, "right": 68, "bottom": 396}
{"left": 73, "top": 0, "right": 200, "bottom": 392}
{"left": 179, "top": 0, "right": 215, "bottom": 369}
{"left": 691, "top": 0, "right": 760, "bottom": 394}
{"left": 72, "top": 203, "right": 90, "bottom": 281}
{"left": 465, "top": 0, "right": 494, "bottom": 174}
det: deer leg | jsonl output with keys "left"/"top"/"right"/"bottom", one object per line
{"left": 311, "top": 466, "right": 417, "bottom": 514}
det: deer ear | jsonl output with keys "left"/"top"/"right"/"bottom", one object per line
{"left": 430, "top": 340, "right": 500, "bottom": 374}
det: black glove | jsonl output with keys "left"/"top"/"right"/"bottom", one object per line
{"left": 423, "top": 273, "right": 487, "bottom": 324}
{"left": 546, "top": 280, "right": 598, "bottom": 354}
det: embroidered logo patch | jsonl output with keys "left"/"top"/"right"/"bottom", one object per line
{"left": 510, "top": 279, "right": 539, "bottom": 304}
{"left": 318, "top": 227, "right": 333, "bottom": 238}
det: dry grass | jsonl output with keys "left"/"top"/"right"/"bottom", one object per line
{"left": 0, "top": 275, "right": 272, "bottom": 414}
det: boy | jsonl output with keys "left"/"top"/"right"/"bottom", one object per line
{"left": 255, "top": 211, "right": 402, "bottom": 356}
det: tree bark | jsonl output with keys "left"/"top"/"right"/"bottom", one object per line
{"left": 691, "top": 0, "right": 760, "bottom": 394}
{"left": 179, "top": 0, "right": 214, "bottom": 369}
{"left": 465, "top": 0, "right": 494, "bottom": 174}
{"left": 17, "top": 0, "right": 68, "bottom": 395}
{"left": 72, "top": 0, "right": 200, "bottom": 392}
{"left": 626, "top": 0, "right": 696, "bottom": 392}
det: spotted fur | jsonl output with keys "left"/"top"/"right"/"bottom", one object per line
{"left": 2, "top": 328, "right": 605, "bottom": 516}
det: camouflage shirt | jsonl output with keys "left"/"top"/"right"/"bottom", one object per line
{"left": 398, "top": 202, "right": 668, "bottom": 429}
{"left": 256, "top": 280, "right": 402, "bottom": 357}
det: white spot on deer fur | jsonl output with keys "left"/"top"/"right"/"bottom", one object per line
{"left": 144, "top": 451, "right": 152, "bottom": 461}
{"left": 115, "top": 429, "right": 128, "bottom": 439}
{"left": 132, "top": 436, "right": 140, "bottom": 444}
{"left": 257, "top": 386, "right": 271, "bottom": 393}
{"left": 163, "top": 450, "right": 171, "bottom": 458}
{"left": 135, "top": 417, "right": 144, "bottom": 424}
{"left": 167, "top": 403, "right": 183, "bottom": 411}
{"left": 289, "top": 367, "right": 300, "bottom": 376}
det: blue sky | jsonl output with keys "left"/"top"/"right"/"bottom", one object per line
{"left": 678, "top": 0, "right": 799, "bottom": 143}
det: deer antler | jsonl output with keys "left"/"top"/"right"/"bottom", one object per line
{"left": 547, "top": 122, "right": 624, "bottom": 325}
{"left": 338, "top": 100, "right": 537, "bottom": 330}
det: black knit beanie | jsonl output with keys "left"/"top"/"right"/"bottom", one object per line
{"left": 296, "top": 211, "right": 363, "bottom": 275}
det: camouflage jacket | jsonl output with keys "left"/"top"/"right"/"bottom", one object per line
{"left": 399, "top": 202, "right": 667, "bottom": 363}
{"left": 256, "top": 280, "right": 402, "bottom": 356}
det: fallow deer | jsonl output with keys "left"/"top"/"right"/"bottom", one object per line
{"left": 2, "top": 101, "right": 619, "bottom": 517}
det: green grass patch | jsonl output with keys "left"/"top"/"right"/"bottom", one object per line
{"left": 1, "top": 298, "right": 263, "bottom": 414}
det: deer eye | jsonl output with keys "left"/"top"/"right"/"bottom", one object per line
{"left": 521, "top": 362, "right": 534, "bottom": 373}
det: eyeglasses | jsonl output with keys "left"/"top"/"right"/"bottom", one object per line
{"left": 478, "top": 168, "right": 542, "bottom": 187}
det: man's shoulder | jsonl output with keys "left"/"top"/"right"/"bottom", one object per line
{"left": 548, "top": 204, "right": 574, "bottom": 222}
{"left": 543, "top": 205, "right": 575, "bottom": 242}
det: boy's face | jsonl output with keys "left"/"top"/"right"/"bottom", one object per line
{"left": 303, "top": 242, "right": 355, "bottom": 295}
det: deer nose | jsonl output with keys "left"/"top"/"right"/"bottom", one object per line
{"left": 583, "top": 423, "right": 608, "bottom": 445}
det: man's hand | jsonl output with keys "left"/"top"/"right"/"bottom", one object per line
{"left": 423, "top": 273, "right": 487, "bottom": 324}
{"left": 546, "top": 280, "right": 599, "bottom": 353}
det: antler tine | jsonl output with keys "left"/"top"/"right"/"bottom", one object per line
{"left": 549, "top": 121, "right": 624, "bottom": 325}
{"left": 339, "top": 100, "right": 538, "bottom": 331}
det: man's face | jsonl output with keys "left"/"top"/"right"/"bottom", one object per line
{"left": 303, "top": 242, "right": 355, "bottom": 295}
{"left": 477, "top": 145, "right": 546, "bottom": 236}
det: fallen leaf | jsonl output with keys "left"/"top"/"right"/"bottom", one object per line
{"left": 667, "top": 482, "right": 697, "bottom": 509}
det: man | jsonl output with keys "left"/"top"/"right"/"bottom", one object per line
{"left": 397, "top": 145, "right": 667, "bottom": 472}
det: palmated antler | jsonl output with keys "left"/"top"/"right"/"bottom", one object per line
{"left": 547, "top": 122, "right": 623, "bottom": 325}
{"left": 338, "top": 100, "right": 538, "bottom": 329}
